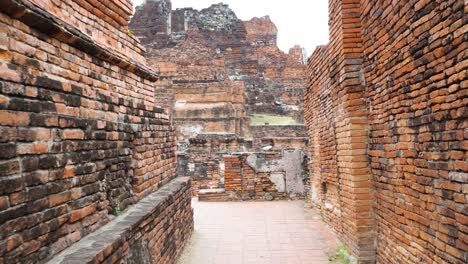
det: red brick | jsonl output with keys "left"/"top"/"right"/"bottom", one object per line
{"left": 0, "top": 112, "right": 29, "bottom": 126}
{"left": 63, "top": 129, "right": 84, "bottom": 140}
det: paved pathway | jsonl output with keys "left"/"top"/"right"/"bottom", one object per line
{"left": 177, "top": 199, "right": 340, "bottom": 264}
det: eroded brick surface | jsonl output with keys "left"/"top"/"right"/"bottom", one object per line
{"left": 50, "top": 177, "right": 193, "bottom": 264}
{"left": 305, "top": 0, "right": 467, "bottom": 263}
{"left": 0, "top": 0, "right": 193, "bottom": 263}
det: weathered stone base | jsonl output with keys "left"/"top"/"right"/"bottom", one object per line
{"left": 48, "top": 177, "right": 193, "bottom": 264}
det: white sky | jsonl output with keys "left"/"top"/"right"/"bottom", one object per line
{"left": 132, "top": 0, "right": 329, "bottom": 56}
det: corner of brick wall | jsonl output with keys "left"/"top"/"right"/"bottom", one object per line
{"left": 306, "top": 0, "right": 467, "bottom": 263}
{"left": 0, "top": 0, "right": 193, "bottom": 262}
{"left": 305, "top": 0, "right": 376, "bottom": 261}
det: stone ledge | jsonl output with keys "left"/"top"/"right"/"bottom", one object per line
{"left": 47, "top": 177, "right": 192, "bottom": 264}
{"left": 0, "top": 0, "right": 159, "bottom": 82}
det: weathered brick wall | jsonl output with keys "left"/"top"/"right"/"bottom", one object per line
{"left": 0, "top": 0, "right": 191, "bottom": 263}
{"left": 361, "top": 0, "right": 467, "bottom": 263}
{"left": 305, "top": 45, "right": 344, "bottom": 240}
{"left": 306, "top": 0, "right": 467, "bottom": 263}
{"left": 130, "top": 0, "right": 173, "bottom": 48}
{"left": 30, "top": 0, "right": 145, "bottom": 63}
{"left": 51, "top": 177, "right": 193, "bottom": 264}
{"left": 177, "top": 133, "right": 252, "bottom": 196}
{"left": 142, "top": 39, "right": 249, "bottom": 141}
{"left": 243, "top": 16, "right": 278, "bottom": 47}
{"left": 172, "top": 80, "right": 247, "bottom": 139}
{"left": 222, "top": 151, "right": 307, "bottom": 201}
{"left": 305, "top": 0, "right": 375, "bottom": 261}
{"left": 223, "top": 155, "right": 278, "bottom": 200}
{"left": 249, "top": 125, "right": 308, "bottom": 138}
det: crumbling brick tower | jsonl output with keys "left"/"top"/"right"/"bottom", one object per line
{"left": 0, "top": 0, "right": 193, "bottom": 263}
{"left": 305, "top": 0, "right": 466, "bottom": 263}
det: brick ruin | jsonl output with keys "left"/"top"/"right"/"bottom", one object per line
{"left": 0, "top": 0, "right": 192, "bottom": 263}
{"left": 129, "top": 0, "right": 309, "bottom": 199}
{"left": 1, "top": 0, "right": 466, "bottom": 263}
{"left": 199, "top": 150, "right": 309, "bottom": 202}
{"left": 305, "top": 0, "right": 467, "bottom": 263}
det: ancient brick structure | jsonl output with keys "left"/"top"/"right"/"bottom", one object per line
{"left": 130, "top": 0, "right": 307, "bottom": 134}
{"left": 177, "top": 133, "right": 252, "bottom": 196}
{"left": 129, "top": 0, "right": 309, "bottom": 198}
{"left": 199, "top": 150, "right": 308, "bottom": 201}
{"left": 305, "top": 0, "right": 467, "bottom": 263}
{"left": 131, "top": 1, "right": 250, "bottom": 141}
{"left": 51, "top": 177, "right": 192, "bottom": 264}
{"left": 0, "top": 0, "right": 193, "bottom": 263}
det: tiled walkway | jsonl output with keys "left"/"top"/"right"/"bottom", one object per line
{"left": 177, "top": 199, "right": 340, "bottom": 264}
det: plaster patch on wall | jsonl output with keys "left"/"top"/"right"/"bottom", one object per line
{"left": 270, "top": 172, "right": 286, "bottom": 192}
{"left": 245, "top": 150, "right": 306, "bottom": 195}
{"left": 178, "top": 125, "right": 204, "bottom": 137}
{"left": 188, "top": 163, "right": 195, "bottom": 172}
{"left": 310, "top": 185, "right": 320, "bottom": 203}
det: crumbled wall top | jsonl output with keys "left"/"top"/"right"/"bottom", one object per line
{"left": 198, "top": 3, "right": 240, "bottom": 32}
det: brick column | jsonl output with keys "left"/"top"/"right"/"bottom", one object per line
{"left": 330, "top": 0, "right": 375, "bottom": 262}
{"left": 306, "top": 0, "right": 376, "bottom": 262}
{"left": 224, "top": 156, "right": 242, "bottom": 192}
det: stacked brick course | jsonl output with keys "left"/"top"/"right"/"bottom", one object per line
{"left": 0, "top": 0, "right": 192, "bottom": 263}
{"left": 51, "top": 177, "right": 193, "bottom": 264}
{"left": 177, "top": 133, "right": 251, "bottom": 196}
{"left": 306, "top": 0, "right": 467, "bottom": 263}
{"left": 222, "top": 154, "right": 279, "bottom": 200}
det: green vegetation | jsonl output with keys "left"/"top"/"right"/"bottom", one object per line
{"left": 127, "top": 29, "right": 134, "bottom": 36}
{"left": 249, "top": 115, "right": 299, "bottom": 126}
{"left": 111, "top": 208, "right": 125, "bottom": 216}
{"left": 328, "top": 245, "right": 351, "bottom": 264}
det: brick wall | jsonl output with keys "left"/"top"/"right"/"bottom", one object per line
{"left": 172, "top": 80, "right": 247, "bottom": 139}
{"left": 305, "top": 0, "right": 375, "bottom": 261}
{"left": 51, "top": 177, "right": 193, "bottom": 264}
{"left": 249, "top": 125, "right": 308, "bottom": 138}
{"left": 250, "top": 125, "right": 308, "bottom": 151}
{"left": 305, "top": 0, "right": 467, "bottom": 263}
{"left": 31, "top": 0, "right": 145, "bottom": 64}
{"left": 0, "top": 0, "right": 192, "bottom": 263}
{"left": 177, "top": 133, "right": 251, "bottom": 196}
{"left": 362, "top": 0, "right": 467, "bottom": 263}
{"left": 224, "top": 155, "right": 278, "bottom": 200}
{"left": 221, "top": 151, "right": 307, "bottom": 201}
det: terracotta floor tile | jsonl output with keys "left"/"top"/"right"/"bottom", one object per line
{"left": 177, "top": 199, "right": 340, "bottom": 264}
